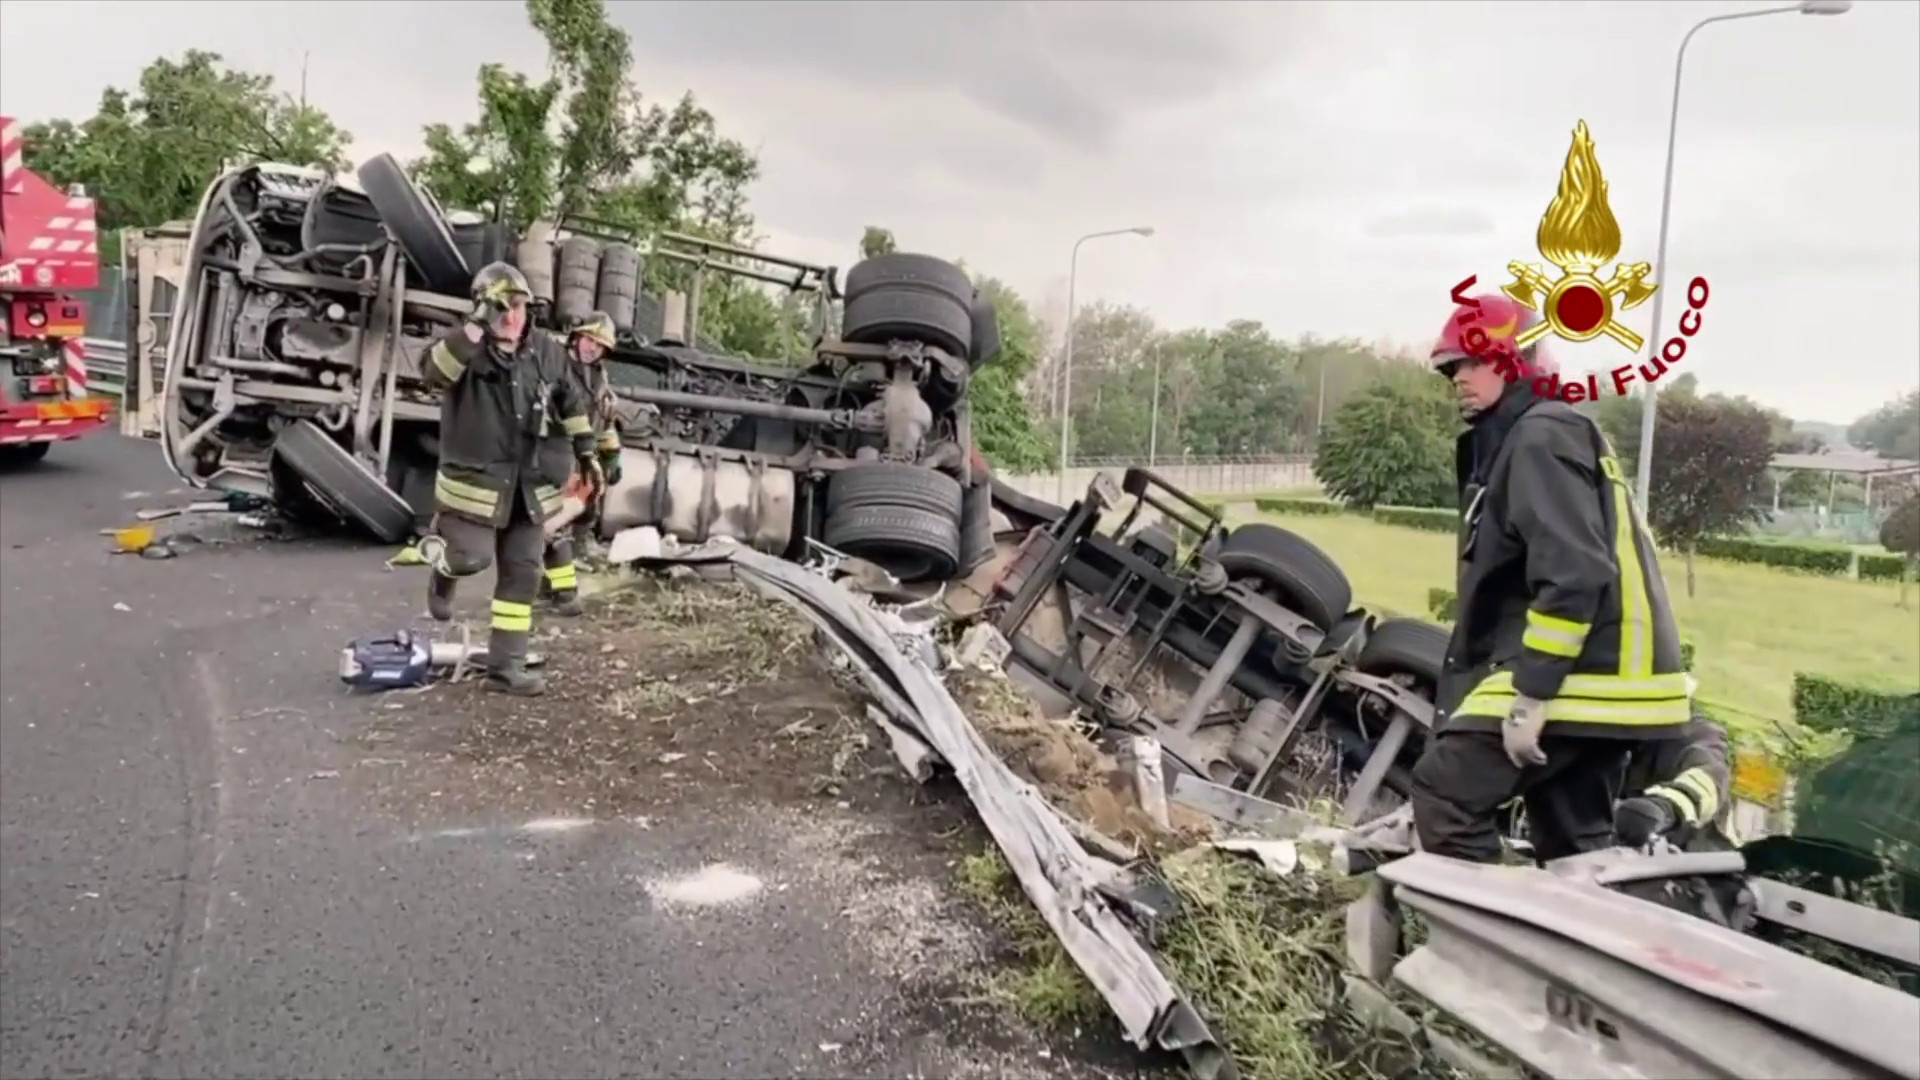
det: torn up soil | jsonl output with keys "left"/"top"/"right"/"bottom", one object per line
{"left": 348, "top": 573, "right": 925, "bottom": 821}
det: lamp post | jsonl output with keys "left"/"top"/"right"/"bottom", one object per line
{"left": 1631, "top": 0, "right": 1852, "bottom": 511}
{"left": 1057, "top": 226, "right": 1155, "bottom": 503}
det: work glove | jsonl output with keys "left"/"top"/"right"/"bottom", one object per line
{"left": 1501, "top": 694, "right": 1550, "bottom": 768}
{"left": 1614, "top": 794, "right": 1681, "bottom": 848}
{"left": 578, "top": 455, "right": 605, "bottom": 499}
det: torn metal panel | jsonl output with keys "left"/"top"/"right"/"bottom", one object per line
{"left": 1379, "top": 852, "right": 1920, "bottom": 1080}
{"left": 642, "top": 543, "right": 1232, "bottom": 1080}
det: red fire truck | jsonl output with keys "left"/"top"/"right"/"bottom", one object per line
{"left": 0, "top": 113, "right": 110, "bottom": 463}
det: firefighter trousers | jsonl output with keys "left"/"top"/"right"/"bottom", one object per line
{"left": 1409, "top": 727, "right": 1629, "bottom": 864}
{"left": 430, "top": 496, "right": 545, "bottom": 665}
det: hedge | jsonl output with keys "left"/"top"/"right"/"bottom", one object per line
{"left": 1427, "top": 587, "right": 1456, "bottom": 622}
{"left": 1252, "top": 496, "right": 1348, "bottom": 517}
{"left": 1373, "top": 505, "right": 1457, "bottom": 533}
{"left": 1791, "top": 673, "right": 1920, "bottom": 740}
{"left": 1859, "top": 552, "right": 1913, "bottom": 583}
{"left": 1692, "top": 535, "right": 1854, "bottom": 577}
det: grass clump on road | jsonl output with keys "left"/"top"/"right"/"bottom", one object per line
{"left": 1236, "top": 510, "right": 1920, "bottom": 738}
{"left": 957, "top": 845, "right": 1449, "bottom": 1080}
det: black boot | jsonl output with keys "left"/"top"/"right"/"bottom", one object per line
{"left": 549, "top": 588, "right": 585, "bottom": 617}
{"left": 426, "top": 571, "right": 458, "bottom": 622}
{"left": 486, "top": 658, "right": 547, "bottom": 696}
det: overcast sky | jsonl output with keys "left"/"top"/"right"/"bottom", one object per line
{"left": 3, "top": 0, "right": 1915, "bottom": 423}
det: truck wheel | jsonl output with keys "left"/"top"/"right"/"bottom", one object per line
{"left": 968, "top": 289, "right": 1002, "bottom": 367}
{"left": 272, "top": 420, "right": 414, "bottom": 544}
{"left": 1356, "top": 617, "right": 1448, "bottom": 688}
{"left": 356, "top": 153, "right": 470, "bottom": 295}
{"left": 826, "top": 461, "right": 963, "bottom": 520}
{"left": 2, "top": 443, "right": 52, "bottom": 465}
{"left": 824, "top": 505, "right": 960, "bottom": 583}
{"left": 1217, "top": 523, "right": 1353, "bottom": 632}
{"left": 841, "top": 253, "right": 974, "bottom": 358}
{"left": 554, "top": 236, "right": 602, "bottom": 325}
{"left": 517, "top": 221, "right": 558, "bottom": 305}
{"left": 958, "top": 481, "right": 995, "bottom": 573}
{"left": 596, "top": 242, "right": 642, "bottom": 339}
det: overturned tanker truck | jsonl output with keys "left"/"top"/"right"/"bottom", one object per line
{"left": 123, "top": 153, "right": 1002, "bottom": 581}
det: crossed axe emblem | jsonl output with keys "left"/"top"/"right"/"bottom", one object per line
{"left": 1502, "top": 261, "right": 1658, "bottom": 352}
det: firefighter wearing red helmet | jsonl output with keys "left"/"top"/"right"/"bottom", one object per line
{"left": 1410, "top": 292, "right": 1691, "bottom": 864}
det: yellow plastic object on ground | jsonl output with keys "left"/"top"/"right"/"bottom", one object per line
{"left": 111, "top": 525, "right": 155, "bottom": 554}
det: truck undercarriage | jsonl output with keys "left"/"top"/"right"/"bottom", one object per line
{"left": 141, "top": 156, "right": 1002, "bottom": 580}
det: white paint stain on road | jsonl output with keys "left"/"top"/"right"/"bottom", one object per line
{"left": 646, "top": 864, "right": 765, "bottom": 909}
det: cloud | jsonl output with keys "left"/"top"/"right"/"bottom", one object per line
{"left": 0, "top": 0, "right": 1914, "bottom": 421}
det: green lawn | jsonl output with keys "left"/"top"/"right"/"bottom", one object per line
{"left": 1234, "top": 510, "right": 1920, "bottom": 737}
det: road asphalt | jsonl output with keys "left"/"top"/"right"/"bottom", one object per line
{"left": 0, "top": 434, "right": 1124, "bottom": 1080}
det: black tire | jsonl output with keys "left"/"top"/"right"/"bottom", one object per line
{"left": 554, "top": 237, "right": 601, "bottom": 325}
{"left": 844, "top": 253, "right": 974, "bottom": 304}
{"left": 968, "top": 289, "right": 1002, "bottom": 367}
{"left": 958, "top": 481, "right": 994, "bottom": 574}
{"left": 272, "top": 420, "right": 414, "bottom": 544}
{"left": 825, "top": 462, "right": 963, "bottom": 520}
{"left": 1356, "top": 617, "right": 1448, "bottom": 686}
{"left": 824, "top": 505, "right": 960, "bottom": 583}
{"left": 2, "top": 442, "right": 52, "bottom": 464}
{"left": 356, "top": 153, "right": 470, "bottom": 295}
{"left": 1218, "top": 523, "right": 1353, "bottom": 632}
{"left": 842, "top": 288, "right": 971, "bottom": 358}
{"left": 517, "top": 222, "right": 558, "bottom": 305}
{"left": 597, "top": 242, "right": 642, "bottom": 338}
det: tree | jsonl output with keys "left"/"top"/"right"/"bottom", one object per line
{"left": 967, "top": 276, "right": 1051, "bottom": 472}
{"left": 21, "top": 51, "right": 352, "bottom": 264}
{"left": 1879, "top": 488, "right": 1920, "bottom": 608}
{"left": 1181, "top": 320, "right": 1306, "bottom": 456}
{"left": 1849, "top": 390, "right": 1920, "bottom": 462}
{"left": 859, "top": 227, "right": 897, "bottom": 259}
{"left": 1312, "top": 369, "right": 1458, "bottom": 509}
{"left": 1645, "top": 396, "right": 1774, "bottom": 597}
{"left": 408, "top": 0, "right": 772, "bottom": 355}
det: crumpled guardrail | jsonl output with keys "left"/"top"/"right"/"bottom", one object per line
{"left": 637, "top": 543, "right": 1233, "bottom": 1080}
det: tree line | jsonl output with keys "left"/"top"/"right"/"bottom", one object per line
{"left": 19, "top": 0, "right": 1919, "bottom": 488}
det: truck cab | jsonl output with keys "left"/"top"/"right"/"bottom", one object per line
{"left": 0, "top": 115, "right": 111, "bottom": 461}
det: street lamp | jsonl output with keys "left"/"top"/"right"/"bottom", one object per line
{"left": 1631, "top": 0, "right": 1852, "bottom": 510}
{"left": 1057, "top": 226, "right": 1155, "bottom": 503}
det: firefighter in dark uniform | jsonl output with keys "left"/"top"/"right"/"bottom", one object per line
{"left": 1410, "top": 293, "right": 1693, "bottom": 863}
{"left": 537, "top": 310, "right": 624, "bottom": 617}
{"left": 421, "top": 262, "right": 602, "bottom": 696}
{"left": 1617, "top": 710, "right": 1733, "bottom": 849}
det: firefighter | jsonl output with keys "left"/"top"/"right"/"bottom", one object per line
{"left": 421, "top": 262, "right": 602, "bottom": 696}
{"left": 1617, "top": 710, "right": 1734, "bottom": 850}
{"left": 1409, "top": 293, "right": 1693, "bottom": 864}
{"left": 537, "top": 310, "right": 624, "bottom": 617}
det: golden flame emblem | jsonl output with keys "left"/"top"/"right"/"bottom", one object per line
{"left": 1503, "top": 121, "right": 1656, "bottom": 352}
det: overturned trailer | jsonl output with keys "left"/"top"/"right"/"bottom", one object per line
{"left": 126, "top": 155, "right": 1002, "bottom": 581}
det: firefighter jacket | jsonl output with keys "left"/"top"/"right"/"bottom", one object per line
{"left": 1437, "top": 384, "right": 1691, "bottom": 739}
{"left": 424, "top": 326, "right": 595, "bottom": 527}
{"left": 569, "top": 356, "right": 623, "bottom": 462}
{"left": 1624, "top": 713, "right": 1732, "bottom": 829}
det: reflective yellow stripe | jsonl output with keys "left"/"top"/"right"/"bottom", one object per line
{"left": 1471, "top": 670, "right": 1692, "bottom": 700}
{"left": 546, "top": 562, "right": 578, "bottom": 589}
{"left": 491, "top": 598, "right": 533, "bottom": 633}
{"left": 562, "top": 414, "right": 593, "bottom": 437}
{"left": 534, "top": 484, "right": 565, "bottom": 519}
{"left": 1599, "top": 452, "right": 1654, "bottom": 678}
{"left": 1456, "top": 669, "right": 1690, "bottom": 727}
{"left": 428, "top": 341, "right": 465, "bottom": 382}
{"left": 1523, "top": 609, "right": 1589, "bottom": 658}
{"left": 595, "top": 431, "right": 621, "bottom": 452}
{"left": 434, "top": 473, "right": 498, "bottom": 518}
{"left": 1668, "top": 766, "right": 1721, "bottom": 821}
